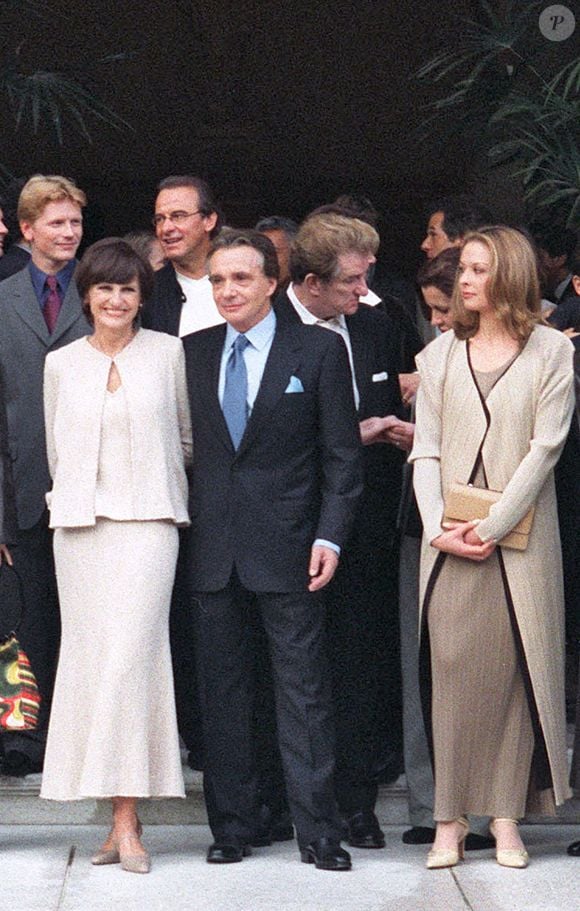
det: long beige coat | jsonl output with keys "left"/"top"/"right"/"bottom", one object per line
{"left": 410, "top": 324, "right": 575, "bottom": 806}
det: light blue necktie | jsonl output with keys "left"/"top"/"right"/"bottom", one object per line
{"left": 223, "top": 334, "right": 250, "bottom": 449}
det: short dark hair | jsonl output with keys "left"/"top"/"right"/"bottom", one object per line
{"left": 417, "top": 247, "right": 461, "bottom": 299}
{"left": 334, "top": 194, "right": 379, "bottom": 228}
{"left": 427, "top": 195, "right": 493, "bottom": 241}
{"left": 532, "top": 225, "right": 577, "bottom": 267}
{"left": 208, "top": 228, "right": 279, "bottom": 282}
{"left": 254, "top": 215, "right": 298, "bottom": 239}
{"left": 156, "top": 175, "right": 223, "bottom": 237}
{"left": 76, "top": 237, "right": 155, "bottom": 325}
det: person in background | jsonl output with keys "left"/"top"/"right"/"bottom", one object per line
{"left": 0, "top": 179, "right": 31, "bottom": 282}
{"left": 124, "top": 230, "right": 166, "bottom": 271}
{"left": 410, "top": 226, "right": 574, "bottom": 869}
{"left": 0, "top": 175, "right": 90, "bottom": 777}
{"left": 255, "top": 215, "right": 298, "bottom": 288}
{"left": 40, "top": 238, "right": 192, "bottom": 875}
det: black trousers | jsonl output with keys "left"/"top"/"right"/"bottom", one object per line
{"left": 1, "top": 516, "right": 60, "bottom": 763}
{"left": 192, "top": 571, "right": 341, "bottom": 848}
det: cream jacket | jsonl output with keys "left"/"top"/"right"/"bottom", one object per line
{"left": 44, "top": 329, "right": 192, "bottom": 528}
{"left": 410, "top": 324, "right": 575, "bottom": 806}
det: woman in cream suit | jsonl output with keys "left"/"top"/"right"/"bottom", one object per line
{"left": 410, "top": 227, "right": 574, "bottom": 869}
{"left": 40, "top": 239, "right": 192, "bottom": 874}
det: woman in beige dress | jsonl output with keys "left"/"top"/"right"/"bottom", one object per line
{"left": 40, "top": 238, "right": 192, "bottom": 873}
{"left": 410, "top": 226, "right": 574, "bottom": 869}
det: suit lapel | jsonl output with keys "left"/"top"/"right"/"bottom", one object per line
{"left": 50, "top": 280, "right": 85, "bottom": 346}
{"left": 237, "top": 326, "right": 302, "bottom": 456}
{"left": 197, "top": 326, "right": 234, "bottom": 453}
{"left": 346, "top": 311, "right": 372, "bottom": 409}
{"left": 9, "top": 272, "right": 51, "bottom": 345}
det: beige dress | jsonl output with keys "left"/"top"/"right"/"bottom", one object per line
{"left": 427, "top": 364, "right": 539, "bottom": 820}
{"left": 41, "top": 387, "right": 185, "bottom": 800}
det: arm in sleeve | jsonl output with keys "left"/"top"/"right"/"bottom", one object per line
{"left": 477, "top": 337, "right": 575, "bottom": 543}
{"left": 409, "top": 370, "right": 446, "bottom": 545}
{"left": 43, "top": 354, "right": 59, "bottom": 480}
{"left": 175, "top": 343, "right": 193, "bottom": 468}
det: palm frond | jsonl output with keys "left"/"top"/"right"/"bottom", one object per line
{"left": 2, "top": 66, "right": 133, "bottom": 143}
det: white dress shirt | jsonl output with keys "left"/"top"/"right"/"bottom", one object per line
{"left": 176, "top": 272, "right": 225, "bottom": 337}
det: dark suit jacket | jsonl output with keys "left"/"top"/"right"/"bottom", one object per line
{"left": 0, "top": 371, "right": 17, "bottom": 543}
{"left": 0, "top": 266, "right": 91, "bottom": 530}
{"left": 141, "top": 262, "right": 184, "bottom": 335}
{"left": 0, "top": 245, "right": 31, "bottom": 282}
{"left": 275, "top": 292, "right": 407, "bottom": 544}
{"left": 183, "top": 318, "right": 363, "bottom": 593}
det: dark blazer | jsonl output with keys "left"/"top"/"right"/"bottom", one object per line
{"left": 141, "top": 262, "right": 184, "bottom": 335}
{"left": 275, "top": 292, "right": 407, "bottom": 536}
{"left": 183, "top": 318, "right": 363, "bottom": 592}
{"left": 0, "top": 371, "right": 17, "bottom": 543}
{"left": 0, "top": 245, "right": 31, "bottom": 282}
{"left": 0, "top": 267, "right": 90, "bottom": 529}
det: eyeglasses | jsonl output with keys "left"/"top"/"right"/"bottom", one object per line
{"left": 152, "top": 210, "right": 203, "bottom": 228}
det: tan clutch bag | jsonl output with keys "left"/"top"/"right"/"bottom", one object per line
{"left": 443, "top": 482, "right": 535, "bottom": 551}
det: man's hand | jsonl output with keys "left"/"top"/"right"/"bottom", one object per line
{"left": 432, "top": 521, "right": 495, "bottom": 562}
{"left": 308, "top": 545, "right": 339, "bottom": 591}
{"left": 359, "top": 415, "right": 414, "bottom": 451}
{"left": 399, "top": 372, "right": 420, "bottom": 405}
{"left": 0, "top": 543, "right": 13, "bottom": 566}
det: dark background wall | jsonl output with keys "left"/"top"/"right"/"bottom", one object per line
{"left": 1, "top": 0, "right": 564, "bottom": 277}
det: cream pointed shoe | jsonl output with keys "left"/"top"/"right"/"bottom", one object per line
{"left": 427, "top": 817, "right": 469, "bottom": 869}
{"left": 489, "top": 818, "right": 529, "bottom": 868}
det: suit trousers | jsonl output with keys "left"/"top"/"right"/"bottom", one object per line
{"left": 1, "top": 515, "right": 60, "bottom": 763}
{"left": 192, "top": 572, "right": 341, "bottom": 848}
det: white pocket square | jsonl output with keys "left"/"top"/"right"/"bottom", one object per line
{"left": 284, "top": 375, "right": 304, "bottom": 393}
{"left": 372, "top": 371, "right": 388, "bottom": 382}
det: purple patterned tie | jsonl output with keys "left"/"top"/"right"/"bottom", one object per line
{"left": 44, "top": 275, "right": 61, "bottom": 334}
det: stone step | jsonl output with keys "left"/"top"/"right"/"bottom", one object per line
{"left": 1, "top": 765, "right": 579, "bottom": 826}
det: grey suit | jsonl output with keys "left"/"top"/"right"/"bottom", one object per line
{"left": 0, "top": 266, "right": 90, "bottom": 761}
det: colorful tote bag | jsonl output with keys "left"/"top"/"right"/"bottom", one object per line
{"left": 0, "top": 565, "right": 41, "bottom": 730}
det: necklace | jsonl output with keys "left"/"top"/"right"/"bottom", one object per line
{"left": 88, "top": 330, "right": 136, "bottom": 359}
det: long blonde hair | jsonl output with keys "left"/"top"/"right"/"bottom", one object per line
{"left": 452, "top": 226, "right": 542, "bottom": 344}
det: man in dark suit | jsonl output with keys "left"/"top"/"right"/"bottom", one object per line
{"left": 0, "top": 175, "right": 90, "bottom": 775}
{"left": 275, "top": 211, "right": 407, "bottom": 847}
{"left": 142, "top": 174, "right": 223, "bottom": 336}
{"left": 182, "top": 229, "right": 363, "bottom": 870}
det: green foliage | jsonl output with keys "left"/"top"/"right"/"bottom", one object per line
{"left": 0, "top": 2, "right": 133, "bottom": 180}
{"left": 415, "top": 1, "right": 579, "bottom": 228}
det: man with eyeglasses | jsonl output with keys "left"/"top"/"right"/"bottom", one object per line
{"left": 142, "top": 175, "right": 224, "bottom": 336}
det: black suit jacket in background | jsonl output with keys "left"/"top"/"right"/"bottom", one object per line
{"left": 275, "top": 292, "right": 407, "bottom": 541}
{"left": 0, "top": 245, "right": 31, "bottom": 283}
{"left": 182, "top": 319, "right": 363, "bottom": 593}
{"left": 141, "top": 262, "right": 185, "bottom": 336}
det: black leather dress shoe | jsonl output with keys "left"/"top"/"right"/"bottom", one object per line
{"left": 345, "top": 811, "right": 385, "bottom": 849}
{"left": 252, "top": 806, "right": 295, "bottom": 846}
{"left": 1, "top": 751, "right": 43, "bottom": 777}
{"left": 402, "top": 826, "right": 435, "bottom": 844}
{"left": 567, "top": 840, "right": 580, "bottom": 856}
{"left": 206, "top": 841, "right": 252, "bottom": 864}
{"left": 401, "top": 826, "right": 495, "bottom": 851}
{"left": 300, "top": 837, "right": 352, "bottom": 871}
{"left": 465, "top": 832, "right": 495, "bottom": 851}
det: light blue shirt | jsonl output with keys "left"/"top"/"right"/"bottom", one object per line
{"left": 218, "top": 308, "right": 276, "bottom": 411}
{"left": 218, "top": 307, "right": 339, "bottom": 557}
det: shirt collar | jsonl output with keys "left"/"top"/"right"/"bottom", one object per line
{"left": 224, "top": 306, "right": 276, "bottom": 351}
{"left": 287, "top": 284, "right": 346, "bottom": 330}
{"left": 29, "top": 258, "right": 76, "bottom": 301}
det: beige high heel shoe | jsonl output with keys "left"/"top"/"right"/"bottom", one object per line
{"left": 427, "top": 817, "right": 469, "bottom": 869}
{"left": 119, "top": 833, "right": 151, "bottom": 874}
{"left": 91, "top": 819, "right": 143, "bottom": 866}
{"left": 489, "top": 818, "right": 528, "bottom": 868}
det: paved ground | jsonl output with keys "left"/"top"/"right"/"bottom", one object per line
{"left": 2, "top": 824, "right": 578, "bottom": 911}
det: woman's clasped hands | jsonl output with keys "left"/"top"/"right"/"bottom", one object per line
{"left": 432, "top": 520, "right": 496, "bottom": 562}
